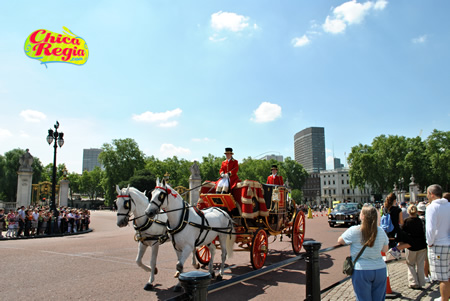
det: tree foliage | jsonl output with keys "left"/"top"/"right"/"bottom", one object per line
{"left": 99, "top": 138, "right": 145, "bottom": 204}
{"left": 348, "top": 130, "right": 449, "bottom": 193}
{"left": 0, "top": 148, "right": 44, "bottom": 202}
{"left": 80, "top": 166, "right": 104, "bottom": 200}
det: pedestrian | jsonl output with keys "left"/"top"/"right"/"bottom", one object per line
{"left": 338, "top": 204, "right": 389, "bottom": 301}
{"left": 17, "top": 206, "right": 25, "bottom": 236}
{"left": 6, "top": 209, "right": 17, "bottom": 238}
{"left": 216, "top": 147, "right": 240, "bottom": 194}
{"left": 425, "top": 184, "right": 450, "bottom": 301}
{"left": 443, "top": 192, "right": 450, "bottom": 202}
{"left": 401, "top": 201, "right": 409, "bottom": 220}
{"left": 383, "top": 193, "right": 405, "bottom": 258}
{"left": 402, "top": 205, "right": 427, "bottom": 289}
{"left": 0, "top": 208, "right": 5, "bottom": 238}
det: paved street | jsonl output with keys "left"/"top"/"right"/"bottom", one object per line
{"left": 2, "top": 210, "right": 437, "bottom": 301}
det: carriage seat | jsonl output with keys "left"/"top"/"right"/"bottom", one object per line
{"left": 235, "top": 180, "right": 269, "bottom": 219}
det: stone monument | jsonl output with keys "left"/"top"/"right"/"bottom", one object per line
{"left": 16, "top": 149, "right": 34, "bottom": 208}
{"left": 59, "top": 172, "right": 70, "bottom": 207}
{"left": 189, "top": 161, "right": 202, "bottom": 206}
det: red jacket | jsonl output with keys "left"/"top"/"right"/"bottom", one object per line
{"left": 219, "top": 158, "right": 240, "bottom": 189}
{"left": 266, "top": 174, "right": 284, "bottom": 186}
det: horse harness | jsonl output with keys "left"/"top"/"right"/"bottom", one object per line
{"left": 151, "top": 186, "right": 233, "bottom": 252}
{"left": 116, "top": 194, "right": 169, "bottom": 245}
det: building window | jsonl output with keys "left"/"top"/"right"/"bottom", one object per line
{"left": 342, "top": 180, "right": 344, "bottom": 184}
{"left": 333, "top": 180, "right": 335, "bottom": 184}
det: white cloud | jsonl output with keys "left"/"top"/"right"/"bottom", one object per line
{"left": 132, "top": 108, "right": 182, "bottom": 127}
{"left": 326, "top": 155, "right": 335, "bottom": 169}
{"left": 159, "top": 121, "right": 178, "bottom": 128}
{"left": 209, "top": 11, "right": 257, "bottom": 42}
{"left": 159, "top": 143, "right": 191, "bottom": 158}
{"left": 211, "top": 11, "right": 250, "bottom": 32}
{"left": 251, "top": 102, "right": 282, "bottom": 123}
{"left": 412, "top": 35, "right": 427, "bottom": 44}
{"left": 209, "top": 33, "right": 227, "bottom": 42}
{"left": 0, "top": 128, "right": 12, "bottom": 138}
{"left": 323, "top": 0, "right": 387, "bottom": 34}
{"left": 19, "top": 110, "right": 47, "bottom": 123}
{"left": 323, "top": 16, "right": 347, "bottom": 34}
{"left": 374, "top": 0, "right": 388, "bottom": 10}
{"left": 292, "top": 35, "right": 311, "bottom": 47}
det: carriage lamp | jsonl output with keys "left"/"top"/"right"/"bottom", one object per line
{"left": 47, "top": 121, "right": 64, "bottom": 219}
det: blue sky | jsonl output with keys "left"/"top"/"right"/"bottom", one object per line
{"left": 0, "top": 0, "right": 449, "bottom": 174}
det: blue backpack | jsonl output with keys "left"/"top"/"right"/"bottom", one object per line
{"left": 380, "top": 211, "right": 394, "bottom": 233}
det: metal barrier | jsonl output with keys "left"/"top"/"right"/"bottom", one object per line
{"left": 165, "top": 241, "right": 350, "bottom": 301}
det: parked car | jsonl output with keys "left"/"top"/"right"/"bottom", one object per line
{"left": 328, "top": 202, "right": 361, "bottom": 227}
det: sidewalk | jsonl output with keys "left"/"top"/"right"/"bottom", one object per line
{"left": 322, "top": 258, "right": 441, "bottom": 301}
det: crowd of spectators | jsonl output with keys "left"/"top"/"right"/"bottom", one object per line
{"left": 0, "top": 205, "right": 90, "bottom": 238}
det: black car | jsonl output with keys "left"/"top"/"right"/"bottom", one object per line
{"left": 328, "top": 203, "right": 361, "bottom": 227}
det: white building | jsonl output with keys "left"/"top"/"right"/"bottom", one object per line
{"left": 320, "top": 169, "right": 372, "bottom": 207}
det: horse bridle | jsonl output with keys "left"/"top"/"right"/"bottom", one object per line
{"left": 116, "top": 194, "right": 137, "bottom": 220}
{"left": 149, "top": 186, "right": 177, "bottom": 212}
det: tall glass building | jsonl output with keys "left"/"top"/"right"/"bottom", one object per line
{"left": 294, "top": 127, "right": 326, "bottom": 173}
{"left": 82, "top": 148, "right": 103, "bottom": 172}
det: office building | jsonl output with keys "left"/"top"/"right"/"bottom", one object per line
{"left": 334, "top": 158, "right": 344, "bottom": 170}
{"left": 82, "top": 148, "right": 102, "bottom": 172}
{"left": 294, "top": 127, "right": 326, "bottom": 173}
{"left": 261, "top": 154, "right": 283, "bottom": 162}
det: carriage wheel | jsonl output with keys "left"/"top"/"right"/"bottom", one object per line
{"left": 292, "top": 210, "right": 305, "bottom": 254}
{"left": 250, "top": 229, "right": 268, "bottom": 270}
{"left": 196, "top": 245, "right": 211, "bottom": 265}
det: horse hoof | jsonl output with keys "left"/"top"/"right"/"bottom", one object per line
{"left": 154, "top": 267, "right": 158, "bottom": 275}
{"left": 143, "top": 283, "right": 154, "bottom": 291}
{"left": 194, "top": 263, "right": 200, "bottom": 269}
{"left": 216, "top": 274, "right": 223, "bottom": 281}
{"left": 174, "top": 271, "right": 180, "bottom": 278}
{"left": 174, "top": 286, "right": 182, "bottom": 292}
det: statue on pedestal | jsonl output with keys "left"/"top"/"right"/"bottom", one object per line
{"left": 19, "top": 149, "right": 34, "bottom": 172}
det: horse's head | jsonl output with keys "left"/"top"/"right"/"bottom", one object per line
{"left": 145, "top": 178, "right": 172, "bottom": 218}
{"left": 115, "top": 185, "right": 135, "bottom": 227}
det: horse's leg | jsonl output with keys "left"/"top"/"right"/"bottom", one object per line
{"left": 143, "top": 243, "right": 160, "bottom": 291}
{"left": 192, "top": 248, "right": 200, "bottom": 269}
{"left": 208, "top": 243, "right": 217, "bottom": 279}
{"left": 136, "top": 242, "right": 151, "bottom": 272}
{"left": 217, "top": 234, "right": 228, "bottom": 280}
{"left": 174, "top": 246, "right": 194, "bottom": 292}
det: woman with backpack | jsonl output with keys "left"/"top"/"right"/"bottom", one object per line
{"left": 383, "top": 193, "right": 405, "bottom": 258}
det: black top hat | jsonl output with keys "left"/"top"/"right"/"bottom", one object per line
{"left": 271, "top": 165, "right": 278, "bottom": 170}
{"left": 224, "top": 147, "right": 233, "bottom": 154}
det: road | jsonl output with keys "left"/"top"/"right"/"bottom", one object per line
{"left": 0, "top": 210, "right": 349, "bottom": 300}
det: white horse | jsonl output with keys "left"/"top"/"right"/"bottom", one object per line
{"left": 115, "top": 185, "right": 169, "bottom": 291}
{"left": 145, "top": 179, "right": 235, "bottom": 291}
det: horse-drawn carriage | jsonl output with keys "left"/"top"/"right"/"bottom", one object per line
{"left": 196, "top": 179, "right": 306, "bottom": 269}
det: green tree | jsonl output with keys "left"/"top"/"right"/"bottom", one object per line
{"left": 67, "top": 172, "right": 81, "bottom": 200}
{"left": 282, "top": 157, "right": 308, "bottom": 190}
{"left": 0, "top": 149, "right": 44, "bottom": 202}
{"left": 99, "top": 138, "right": 145, "bottom": 204}
{"left": 290, "top": 189, "right": 304, "bottom": 205}
{"left": 118, "top": 169, "right": 156, "bottom": 194}
{"left": 198, "top": 154, "right": 223, "bottom": 182}
{"left": 425, "top": 129, "right": 450, "bottom": 191}
{"left": 80, "top": 166, "right": 104, "bottom": 200}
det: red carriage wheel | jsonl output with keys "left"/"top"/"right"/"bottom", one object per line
{"left": 250, "top": 229, "right": 268, "bottom": 270}
{"left": 292, "top": 210, "right": 306, "bottom": 254}
{"left": 196, "top": 245, "right": 211, "bottom": 265}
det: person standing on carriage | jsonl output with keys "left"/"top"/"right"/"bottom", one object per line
{"left": 216, "top": 147, "right": 240, "bottom": 193}
{"left": 266, "top": 164, "right": 284, "bottom": 186}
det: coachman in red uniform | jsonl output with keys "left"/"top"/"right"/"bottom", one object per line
{"left": 266, "top": 164, "right": 284, "bottom": 186}
{"left": 216, "top": 147, "right": 240, "bottom": 193}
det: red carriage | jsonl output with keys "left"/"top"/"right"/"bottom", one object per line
{"left": 196, "top": 179, "right": 306, "bottom": 269}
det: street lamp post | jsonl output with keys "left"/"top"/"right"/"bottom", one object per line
{"left": 46, "top": 121, "right": 64, "bottom": 219}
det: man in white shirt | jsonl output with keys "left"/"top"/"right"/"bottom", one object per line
{"left": 425, "top": 184, "right": 450, "bottom": 301}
